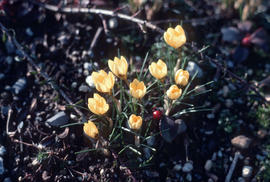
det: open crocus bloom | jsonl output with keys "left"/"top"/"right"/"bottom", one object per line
{"left": 175, "top": 69, "right": 189, "bottom": 86}
{"left": 88, "top": 93, "right": 109, "bottom": 115}
{"left": 108, "top": 56, "right": 128, "bottom": 79}
{"left": 149, "top": 59, "right": 167, "bottom": 80}
{"left": 91, "top": 70, "right": 115, "bottom": 93}
{"left": 129, "top": 79, "right": 146, "bottom": 99}
{"left": 164, "top": 25, "right": 186, "bottom": 49}
{"left": 167, "top": 85, "right": 182, "bottom": 100}
{"left": 83, "top": 120, "right": 99, "bottom": 139}
{"left": 128, "top": 114, "right": 143, "bottom": 130}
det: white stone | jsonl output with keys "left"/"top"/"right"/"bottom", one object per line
{"left": 173, "top": 164, "right": 182, "bottom": 171}
{"left": 85, "top": 75, "right": 95, "bottom": 88}
{"left": 242, "top": 166, "right": 253, "bottom": 178}
{"left": 182, "top": 162, "right": 193, "bottom": 173}
{"left": 204, "top": 160, "right": 213, "bottom": 171}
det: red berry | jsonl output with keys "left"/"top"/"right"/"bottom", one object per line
{"left": 153, "top": 110, "right": 162, "bottom": 120}
{"left": 242, "top": 35, "right": 251, "bottom": 46}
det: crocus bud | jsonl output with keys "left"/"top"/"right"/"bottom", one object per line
{"left": 128, "top": 114, "right": 143, "bottom": 130}
{"left": 149, "top": 59, "right": 167, "bottom": 80}
{"left": 88, "top": 93, "right": 109, "bottom": 115}
{"left": 164, "top": 25, "right": 186, "bottom": 49}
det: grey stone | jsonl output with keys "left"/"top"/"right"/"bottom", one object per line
{"left": 204, "top": 160, "right": 213, "bottom": 171}
{"left": 3, "top": 178, "right": 12, "bottom": 182}
{"left": 186, "top": 173, "right": 192, "bottom": 181}
{"left": 182, "top": 162, "right": 193, "bottom": 173}
{"left": 46, "top": 112, "right": 69, "bottom": 127}
{"left": 0, "top": 146, "right": 6, "bottom": 156}
{"left": 173, "top": 164, "right": 182, "bottom": 171}
{"left": 26, "top": 28, "right": 33, "bottom": 36}
{"left": 83, "top": 62, "right": 93, "bottom": 71}
{"left": 225, "top": 99, "right": 233, "bottom": 108}
{"left": 176, "top": 119, "right": 187, "bottom": 134}
{"left": 78, "top": 84, "right": 90, "bottom": 92}
{"left": 0, "top": 73, "right": 5, "bottom": 80}
{"left": 0, "top": 157, "right": 4, "bottom": 175}
{"left": 242, "top": 166, "right": 253, "bottom": 178}
{"left": 186, "top": 61, "right": 203, "bottom": 78}
{"left": 5, "top": 56, "right": 13, "bottom": 65}
{"left": 12, "top": 78, "right": 27, "bottom": 95}
{"left": 231, "top": 135, "right": 252, "bottom": 149}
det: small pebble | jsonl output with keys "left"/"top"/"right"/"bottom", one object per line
{"left": 173, "top": 164, "right": 182, "bottom": 171}
{"left": 242, "top": 166, "right": 253, "bottom": 178}
{"left": 182, "top": 162, "right": 193, "bottom": 173}
{"left": 78, "top": 84, "right": 90, "bottom": 93}
{"left": 186, "top": 173, "right": 192, "bottom": 181}
{"left": 231, "top": 135, "right": 252, "bottom": 149}
{"left": 204, "top": 160, "right": 213, "bottom": 171}
{"left": 0, "top": 157, "right": 4, "bottom": 175}
{"left": 85, "top": 75, "right": 95, "bottom": 88}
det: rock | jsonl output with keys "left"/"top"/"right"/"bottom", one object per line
{"left": 71, "top": 82, "right": 77, "bottom": 88}
{"left": 176, "top": 119, "right": 187, "bottom": 134}
{"left": 108, "top": 18, "right": 118, "bottom": 29}
{"left": 242, "top": 166, "right": 253, "bottom": 178}
{"left": 0, "top": 73, "right": 5, "bottom": 80}
{"left": 0, "top": 157, "right": 4, "bottom": 175}
{"left": 1, "top": 106, "right": 9, "bottom": 116}
{"left": 0, "top": 146, "right": 6, "bottom": 156}
{"left": 225, "top": 99, "right": 233, "bottom": 108}
{"left": 257, "top": 129, "right": 267, "bottom": 139}
{"left": 207, "top": 113, "right": 215, "bottom": 119}
{"left": 182, "top": 162, "right": 193, "bottom": 173}
{"left": 85, "top": 75, "right": 95, "bottom": 88}
{"left": 238, "top": 177, "right": 245, "bottom": 182}
{"left": 186, "top": 61, "right": 203, "bottom": 78}
{"left": 46, "top": 112, "right": 69, "bottom": 127}
{"left": 83, "top": 62, "right": 93, "bottom": 71}
{"left": 186, "top": 173, "right": 192, "bottom": 181}
{"left": 204, "top": 160, "right": 213, "bottom": 171}
{"left": 3, "top": 178, "right": 12, "bottom": 182}
{"left": 26, "top": 28, "right": 34, "bottom": 36}
{"left": 231, "top": 135, "right": 252, "bottom": 149}
{"left": 12, "top": 78, "right": 27, "bottom": 95}
{"left": 78, "top": 84, "right": 90, "bottom": 92}
{"left": 223, "top": 85, "right": 229, "bottom": 97}
{"left": 173, "top": 164, "right": 182, "bottom": 171}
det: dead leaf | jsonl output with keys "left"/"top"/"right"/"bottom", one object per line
{"left": 58, "top": 127, "right": 69, "bottom": 139}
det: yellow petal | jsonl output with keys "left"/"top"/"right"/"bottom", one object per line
{"left": 84, "top": 120, "right": 99, "bottom": 139}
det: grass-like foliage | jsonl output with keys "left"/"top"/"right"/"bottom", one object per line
{"left": 67, "top": 25, "right": 212, "bottom": 167}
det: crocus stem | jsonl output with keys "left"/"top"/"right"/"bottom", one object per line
{"left": 111, "top": 95, "right": 121, "bottom": 112}
{"left": 123, "top": 78, "right": 130, "bottom": 87}
{"left": 134, "top": 134, "right": 140, "bottom": 147}
{"left": 105, "top": 116, "right": 113, "bottom": 129}
{"left": 165, "top": 99, "right": 172, "bottom": 116}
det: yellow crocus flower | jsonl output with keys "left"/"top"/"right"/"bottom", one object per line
{"left": 88, "top": 93, "right": 109, "bottom": 115}
{"left": 167, "top": 85, "right": 182, "bottom": 100}
{"left": 149, "top": 59, "right": 167, "bottom": 80}
{"left": 128, "top": 114, "right": 143, "bottom": 130}
{"left": 175, "top": 69, "right": 189, "bottom": 86}
{"left": 164, "top": 25, "right": 186, "bottom": 49}
{"left": 108, "top": 56, "right": 128, "bottom": 79}
{"left": 83, "top": 120, "right": 99, "bottom": 139}
{"left": 129, "top": 79, "right": 146, "bottom": 99}
{"left": 91, "top": 70, "right": 115, "bottom": 93}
